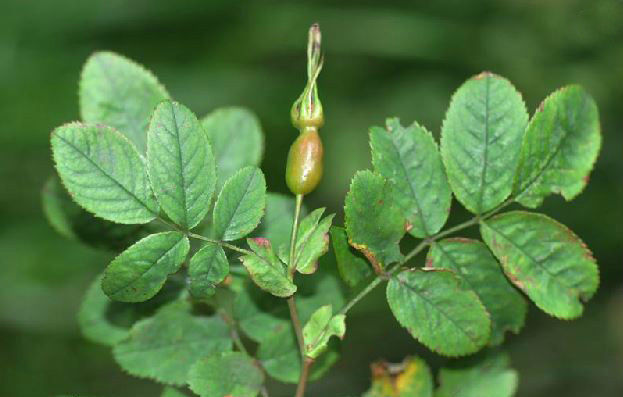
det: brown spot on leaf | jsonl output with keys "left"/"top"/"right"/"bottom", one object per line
{"left": 404, "top": 221, "right": 413, "bottom": 233}
{"left": 350, "top": 240, "right": 384, "bottom": 275}
{"left": 474, "top": 71, "right": 493, "bottom": 80}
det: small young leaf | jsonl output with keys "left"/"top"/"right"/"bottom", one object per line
{"left": 102, "top": 232, "right": 189, "bottom": 302}
{"left": 303, "top": 304, "right": 346, "bottom": 359}
{"left": 440, "top": 72, "right": 528, "bottom": 214}
{"left": 386, "top": 269, "right": 490, "bottom": 357}
{"left": 188, "top": 242, "right": 229, "bottom": 299}
{"left": 42, "top": 175, "right": 145, "bottom": 250}
{"left": 370, "top": 118, "right": 451, "bottom": 237}
{"left": 345, "top": 170, "right": 405, "bottom": 272}
{"left": 188, "top": 351, "right": 264, "bottom": 397}
{"left": 363, "top": 356, "right": 433, "bottom": 397}
{"left": 51, "top": 123, "right": 159, "bottom": 224}
{"left": 213, "top": 167, "right": 266, "bottom": 241}
{"left": 240, "top": 238, "right": 296, "bottom": 297}
{"left": 147, "top": 101, "right": 216, "bottom": 229}
{"left": 252, "top": 193, "right": 307, "bottom": 250}
{"left": 258, "top": 326, "right": 340, "bottom": 383}
{"left": 513, "top": 85, "right": 601, "bottom": 208}
{"left": 330, "top": 226, "right": 372, "bottom": 288}
{"left": 113, "top": 300, "right": 231, "bottom": 385}
{"left": 427, "top": 239, "right": 527, "bottom": 346}
{"left": 80, "top": 51, "right": 170, "bottom": 154}
{"left": 290, "top": 208, "right": 335, "bottom": 274}
{"left": 480, "top": 211, "right": 599, "bottom": 319}
{"left": 436, "top": 353, "right": 518, "bottom": 397}
{"left": 201, "top": 107, "right": 264, "bottom": 187}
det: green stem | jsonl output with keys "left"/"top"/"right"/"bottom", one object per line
{"left": 188, "top": 232, "right": 253, "bottom": 256}
{"left": 289, "top": 194, "right": 304, "bottom": 273}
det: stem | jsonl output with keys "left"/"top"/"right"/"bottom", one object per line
{"left": 188, "top": 232, "right": 253, "bottom": 256}
{"left": 286, "top": 193, "right": 311, "bottom": 395}
{"left": 288, "top": 296, "right": 306, "bottom": 358}
{"left": 289, "top": 194, "right": 304, "bottom": 274}
{"left": 295, "top": 358, "right": 313, "bottom": 397}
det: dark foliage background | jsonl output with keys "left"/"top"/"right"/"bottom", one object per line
{"left": 1, "top": 0, "right": 621, "bottom": 396}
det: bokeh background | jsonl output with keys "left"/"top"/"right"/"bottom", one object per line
{"left": 1, "top": 0, "right": 622, "bottom": 396}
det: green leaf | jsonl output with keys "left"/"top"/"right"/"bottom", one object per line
{"left": 330, "top": 226, "right": 373, "bottom": 288}
{"left": 480, "top": 211, "right": 599, "bottom": 319}
{"left": 147, "top": 101, "right": 216, "bottom": 229}
{"left": 513, "top": 85, "right": 601, "bottom": 208}
{"left": 386, "top": 269, "right": 490, "bottom": 356}
{"left": 370, "top": 118, "right": 451, "bottom": 237}
{"left": 258, "top": 327, "right": 340, "bottom": 384}
{"left": 436, "top": 353, "right": 518, "bottom": 397}
{"left": 290, "top": 208, "right": 335, "bottom": 274}
{"left": 102, "top": 232, "right": 189, "bottom": 302}
{"left": 253, "top": 193, "right": 307, "bottom": 250}
{"left": 201, "top": 107, "right": 264, "bottom": 187}
{"left": 345, "top": 170, "right": 405, "bottom": 272}
{"left": 213, "top": 167, "right": 266, "bottom": 241}
{"left": 113, "top": 300, "right": 231, "bottom": 386}
{"left": 188, "top": 243, "right": 229, "bottom": 299}
{"left": 80, "top": 51, "right": 170, "bottom": 154}
{"left": 51, "top": 123, "right": 160, "bottom": 224}
{"left": 440, "top": 72, "right": 528, "bottom": 214}
{"left": 427, "top": 239, "right": 527, "bottom": 346}
{"left": 188, "top": 351, "right": 264, "bottom": 397}
{"left": 161, "top": 387, "right": 189, "bottom": 397}
{"left": 363, "top": 356, "right": 433, "bottom": 397}
{"left": 42, "top": 175, "right": 145, "bottom": 250}
{"left": 303, "top": 304, "right": 346, "bottom": 359}
{"left": 78, "top": 274, "right": 183, "bottom": 347}
{"left": 240, "top": 238, "right": 296, "bottom": 297}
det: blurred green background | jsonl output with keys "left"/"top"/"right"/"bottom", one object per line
{"left": 1, "top": 0, "right": 622, "bottom": 396}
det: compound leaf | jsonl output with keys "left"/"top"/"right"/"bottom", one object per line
{"left": 240, "top": 238, "right": 296, "bottom": 297}
{"left": 480, "top": 211, "right": 599, "bottom": 319}
{"left": 113, "top": 300, "right": 231, "bottom": 385}
{"left": 436, "top": 353, "right": 518, "bottom": 397}
{"left": 427, "top": 239, "right": 527, "bottom": 346}
{"left": 51, "top": 123, "right": 159, "bottom": 224}
{"left": 513, "top": 85, "right": 601, "bottom": 208}
{"left": 370, "top": 118, "right": 451, "bottom": 237}
{"left": 102, "top": 232, "right": 189, "bottom": 302}
{"left": 440, "top": 72, "right": 528, "bottom": 214}
{"left": 80, "top": 51, "right": 169, "bottom": 154}
{"left": 386, "top": 269, "right": 490, "bottom": 357}
{"left": 302, "top": 304, "right": 346, "bottom": 359}
{"left": 345, "top": 170, "right": 405, "bottom": 272}
{"left": 188, "top": 351, "right": 264, "bottom": 397}
{"left": 363, "top": 356, "right": 433, "bottom": 397}
{"left": 330, "top": 226, "right": 372, "bottom": 288}
{"left": 290, "top": 208, "right": 335, "bottom": 274}
{"left": 213, "top": 167, "right": 266, "bottom": 241}
{"left": 188, "top": 243, "right": 229, "bottom": 299}
{"left": 201, "top": 107, "right": 264, "bottom": 187}
{"left": 147, "top": 101, "right": 216, "bottom": 229}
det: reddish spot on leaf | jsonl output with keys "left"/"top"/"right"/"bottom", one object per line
{"left": 404, "top": 221, "right": 413, "bottom": 233}
{"left": 252, "top": 237, "right": 270, "bottom": 247}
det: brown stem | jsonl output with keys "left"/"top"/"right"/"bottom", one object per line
{"left": 287, "top": 296, "right": 306, "bottom": 359}
{"left": 295, "top": 357, "right": 314, "bottom": 397}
